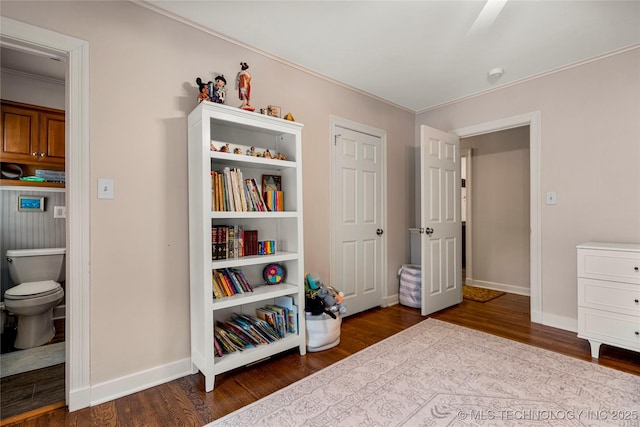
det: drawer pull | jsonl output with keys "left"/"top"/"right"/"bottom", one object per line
{"left": 635, "top": 267, "right": 639, "bottom": 272}
{"left": 636, "top": 299, "right": 640, "bottom": 304}
{"left": 636, "top": 331, "right": 640, "bottom": 336}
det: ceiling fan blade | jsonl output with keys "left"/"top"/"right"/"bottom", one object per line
{"left": 467, "top": 0, "right": 508, "bottom": 37}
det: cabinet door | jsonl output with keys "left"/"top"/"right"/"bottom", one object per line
{"left": 1, "top": 104, "right": 39, "bottom": 163}
{"left": 40, "top": 111, "right": 65, "bottom": 165}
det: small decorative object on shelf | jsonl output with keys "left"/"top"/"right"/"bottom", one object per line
{"left": 236, "top": 62, "right": 255, "bottom": 111}
{"left": 211, "top": 75, "right": 227, "bottom": 104}
{"left": 267, "top": 105, "right": 281, "bottom": 118}
{"left": 196, "top": 77, "right": 213, "bottom": 104}
{"left": 283, "top": 112, "right": 295, "bottom": 121}
{"left": 263, "top": 263, "right": 286, "bottom": 285}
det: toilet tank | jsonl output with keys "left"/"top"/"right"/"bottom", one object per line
{"left": 6, "top": 248, "right": 66, "bottom": 284}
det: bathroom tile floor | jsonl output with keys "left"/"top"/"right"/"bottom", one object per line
{"left": 0, "top": 319, "right": 65, "bottom": 421}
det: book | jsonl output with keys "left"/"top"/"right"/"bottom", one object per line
{"left": 274, "top": 295, "right": 298, "bottom": 334}
{"left": 264, "top": 305, "right": 287, "bottom": 338}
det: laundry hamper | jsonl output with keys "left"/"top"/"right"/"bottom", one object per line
{"left": 398, "top": 264, "right": 421, "bottom": 308}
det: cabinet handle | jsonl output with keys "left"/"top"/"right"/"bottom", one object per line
{"left": 32, "top": 152, "right": 38, "bottom": 156}
{"left": 635, "top": 299, "right": 639, "bottom": 304}
{"left": 636, "top": 331, "right": 639, "bottom": 336}
{"left": 40, "top": 153, "right": 46, "bottom": 157}
{"left": 635, "top": 267, "right": 639, "bottom": 272}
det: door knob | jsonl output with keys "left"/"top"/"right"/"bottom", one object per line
{"left": 425, "top": 227, "right": 434, "bottom": 236}
{"left": 376, "top": 228, "right": 384, "bottom": 236}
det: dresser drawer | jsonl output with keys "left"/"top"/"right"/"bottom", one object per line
{"left": 578, "top": 278, "right": 640, "bottom": 316}
{"left": 577, "top": 307, "right": 640, "bottom": 352}
{"left": 577, "top": 248, "right": 640, "bottom": 284}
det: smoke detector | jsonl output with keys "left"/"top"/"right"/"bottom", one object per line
{"left": 488, "top": 67, "right": 504, "bottom": 79}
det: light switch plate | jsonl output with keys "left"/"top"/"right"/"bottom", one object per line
{"left": 53, "top": 206, "right": 66, "bottom": 218}
{"left": 546, "top": 191, "right": 557, "bottom": 205}
{"left": 98, "top": 178, "right": 114, "bottom": 199}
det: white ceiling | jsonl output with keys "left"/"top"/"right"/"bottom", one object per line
{"left": 144, "top": 0, "right": 640, "bottom": 112}
{"left": 3, "top": 1, "right": 639, "bottom": 112}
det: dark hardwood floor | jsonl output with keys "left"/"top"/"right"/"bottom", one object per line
{"left": 2, "top": 294, "right": 638, "bottom": 426}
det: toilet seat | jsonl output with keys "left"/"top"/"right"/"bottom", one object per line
{"left": 5, "top": 280, "right": 61, "bottom": 300}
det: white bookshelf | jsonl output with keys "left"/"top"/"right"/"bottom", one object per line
{"left": 188, "top": 102, "right": 306, "bottom": 391}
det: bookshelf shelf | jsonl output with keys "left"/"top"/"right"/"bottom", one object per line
{"left": 210, "top": 211, "right": 299, "bottom": 220}
{"left": 188, "top": 101, "right": 306, "bottom": 392}
{"left": 211, "top": 251, "right": 298, "bottom": 269}
{"left": 211, "top": 283, "right": 299, "bottom": 310}
{"left": 213, "top": 334, "right": 300, "bottom": 374}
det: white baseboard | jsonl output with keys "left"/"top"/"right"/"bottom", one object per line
{"left": 90, "top": 357, "right": 192, "bottom": 407}
{"left": 382, "top": 295, "right": 399, "bottom": 308}
{"left": 68, "top": 386, "right": 91, "bottom": 412}
{"left": 466, "top": 278, "right": 530, "bottom": 296}
{"left": 538, "top": 312, "right": 577, "bottom": 333}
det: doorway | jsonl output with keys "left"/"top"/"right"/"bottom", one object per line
{"left": 461, "top": 127, "right": 530, "bottom": 296}
{"left": 452, "top": 112, "right": 542, "bottom": 322}
{"left": 1, "top": 17, "right": 91, "bottom": 412}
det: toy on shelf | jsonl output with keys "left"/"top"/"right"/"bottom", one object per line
{"left": 236, "top": 62, "right": 255, "bottom": 111}
{"left": 211, "top": 75, "right": 227, "bottom": 104}
{"left": 196, "top": 77, "right": 213, "bottom": 104}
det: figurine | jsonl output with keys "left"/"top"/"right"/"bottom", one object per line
{"left": 211, "top": 75, "right": 227, "bottom": 104}
{"left": 236, "top": 62, "right": 255, "bottom": 111}
{"left": 275, "top": 153, "right": 287, "bottom": 161}
{"left": 233, "top": 147, "right": 242, "bottom": 155}
{"left": 263, "top": 149, "right": 272, "bottom": 159}
{"left": 219, "top": 143, "right": 230, "bottom": 153}
{"left": 283, "top": 112, "right": 295, "bottom": 121}
{"left": 196, "top": 77, "right": 213, "bottom": 103}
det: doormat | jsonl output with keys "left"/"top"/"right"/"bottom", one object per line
{"left": 462, "top": 285, "right": 505, "bottom": 302}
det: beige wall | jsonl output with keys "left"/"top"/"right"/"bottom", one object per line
{"left": 418, "top": 47, "right": 640, "bottom": 327}
{"left": 1, "top": 1, "right": 415, "bottom": 385}
{"left": 462, "top": 127, "right": 530, "bottom": 294}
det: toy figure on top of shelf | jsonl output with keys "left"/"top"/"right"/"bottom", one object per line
{"left": 196, "top": 77, "right": 213, "bottom": 103}
{"left": 236, "top": 62, "right": 255, "bottom": 111}
{"left": 211, "top": 75, "right": 227, "bottom": 104}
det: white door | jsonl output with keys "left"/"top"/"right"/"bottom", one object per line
{"left": 420, "top": 125, "right": 462, "bottom": 315}
{"left": 331, "top": 122, "right": 384, "bottom": 316}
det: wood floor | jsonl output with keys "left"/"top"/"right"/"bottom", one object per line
{"left": 2, "top": 293, "right": 638, "bottom": 426}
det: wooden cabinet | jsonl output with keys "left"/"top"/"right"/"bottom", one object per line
{"left": 188, "top": 101, "right": 306, "bottom": 391}
{"left": 1, "top": 100, "right": 65, "bottom": 166}
{"left": 577, "top": 242, "right": 640, "bottom": 358}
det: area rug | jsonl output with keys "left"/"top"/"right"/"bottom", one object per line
{"left": 463, "top": 284, "right": 505, "bottom": 302}
{"left": 207, "top": 319, "right": 639, "bottom": 426}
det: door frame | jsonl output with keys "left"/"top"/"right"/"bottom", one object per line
{"left": 451, "top": 111, "right": 541, "bottom": 323}
{"left": 329, "top": 116, "right": 388, "bottom": 312}
{"left": 461, "top": 147, "right": 472, "bottom": 284}
{"left": 1, "top": 17, "right": 91, "bottom": 410}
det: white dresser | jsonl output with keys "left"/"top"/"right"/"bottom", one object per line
{"left": 577, "top": 242, "right": 640, "bottom": 358}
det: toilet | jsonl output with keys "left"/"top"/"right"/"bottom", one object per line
{"left": 4, "top": 248, "right": 65, "bottom": 349}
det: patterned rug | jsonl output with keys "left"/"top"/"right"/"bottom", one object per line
{"left": 462, "top": 285, "right": 505, "bottom": 302}
{"left": 207, "top": 319, "right": 639, "bottom": 426}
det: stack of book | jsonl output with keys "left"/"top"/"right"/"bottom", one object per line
{"left": 213, "top": 297, "right": 299, "bottom": 357}
{"left": 212, "top": 226, "right": 264, "bottom": 259}
{"left": 214, "top": 314, "right": 280, "bottom": 356}
{"left": 263, "top": 190, "right": 284, "bottom": 211}
{"left": 258, "top": 240, "right": 276, "bottom": 255}
{"left": 211, "top": 167, "right": 268, "bottom": 212}
{"left": 256, "top": 296, "right": 298, "bottom": 337}
{"left": 212, "top": 268, "right": 254, "bottom": 299}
